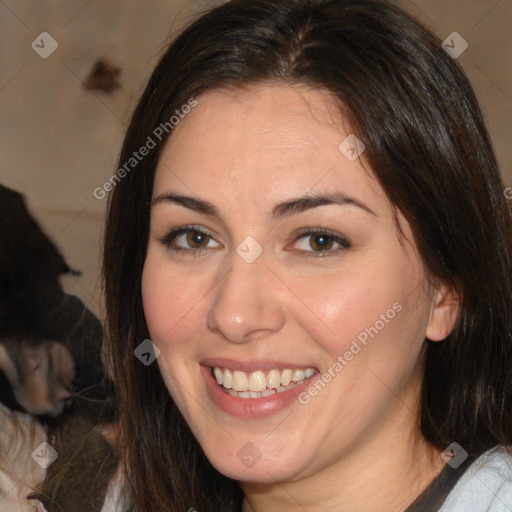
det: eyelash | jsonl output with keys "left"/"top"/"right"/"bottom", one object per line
{"left": 157, "top": 225, "right": 351, "bottom": 258}
{"left": 157, "top": 225, "right": 216, "bottom": 257}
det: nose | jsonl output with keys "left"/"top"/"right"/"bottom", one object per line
{"left": 206, "top": 252, "right": 286, "bottom": 344}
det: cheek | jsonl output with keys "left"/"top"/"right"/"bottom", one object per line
{"left": 141, "top": 254, "right": 209, "bottom": 408}
{"left": 288, "top": 260, "right": 409, "bottom": 359}
{"left": 141, "top": 252, "right": 205, "bottom": 345}
{"left": 288, "top": 254, "right": 430, "bottom": 403}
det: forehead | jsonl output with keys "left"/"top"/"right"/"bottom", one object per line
{"left": 154, "top": 84, "right": 387, "bottom": 215}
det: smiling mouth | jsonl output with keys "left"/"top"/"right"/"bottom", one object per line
{"left": 210, "top": 366, "right": 316, "bottom": 399}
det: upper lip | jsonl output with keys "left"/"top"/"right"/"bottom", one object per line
{"left": 201, "top": 357, "right": 317, "bottom": 372}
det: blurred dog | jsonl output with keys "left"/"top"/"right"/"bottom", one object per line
{"left": 0, "top": 184, "right": 117, "bottom": 511}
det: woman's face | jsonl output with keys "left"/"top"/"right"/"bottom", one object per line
{"left": 142, "top": 84, "right": 453, "bottom": 484}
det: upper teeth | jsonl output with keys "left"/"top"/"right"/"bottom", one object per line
{"left": 213, "top": 367, "right": 315, "bottom": 392}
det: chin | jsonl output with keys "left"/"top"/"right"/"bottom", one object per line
{"left": 202, "top": 440, "right": 310, "bottom": 484}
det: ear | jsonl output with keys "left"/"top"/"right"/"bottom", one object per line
{"left": 425, "top": 283, "right": 460, "bottom": 342}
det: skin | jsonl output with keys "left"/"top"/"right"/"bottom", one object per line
{"left": 141, "top": 84, "right": 460, "bottom": 512}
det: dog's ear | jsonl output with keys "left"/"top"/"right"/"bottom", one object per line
{"left": 0, "top": 184, "right": 72, "bottom": 284}
{"left": 0, "top": 184, "right": 78, "bottom": 338}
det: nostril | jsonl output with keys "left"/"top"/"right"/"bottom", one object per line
{"left": 55, "top": 387, "right": 73, "bottom": 401}
{"left": 63, "top": 397, "right": 74, "bottom": 408}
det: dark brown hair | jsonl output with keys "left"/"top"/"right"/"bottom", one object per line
{"left": 103, "top": 1, "right": 512, "bottom": 510}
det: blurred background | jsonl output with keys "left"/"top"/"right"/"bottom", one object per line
{"left": 0, "top": 0, "right": 510, "bottom": 317}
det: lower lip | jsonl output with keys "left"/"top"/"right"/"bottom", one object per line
{"left": 200, "top": 364, "right": 314, "bottom": 418}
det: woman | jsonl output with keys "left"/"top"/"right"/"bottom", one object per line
{"left": 103, "top": 0, "right": 512, "bottom": 510}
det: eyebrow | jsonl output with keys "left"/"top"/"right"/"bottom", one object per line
{"left": 271, "top": 192, "right": 376, "bottom": 219}
{"left": 151, "top": 191, "right": 376, "bottom": 220}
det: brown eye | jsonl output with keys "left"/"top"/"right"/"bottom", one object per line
{"left": 292, "top": 229, "right": 350, "bottom": 256}
{"left": 158, "top": 226, "right": 222, "bottom": 254}
{"left": 309, "top": 234, "right": 334, "bottom": 251}
{"left": 186, "top": 230, "right": 209, "bottom": 248}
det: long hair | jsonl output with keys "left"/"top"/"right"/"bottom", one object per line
{"left": 102, "top": 1, "right": 512, "bottom": 510}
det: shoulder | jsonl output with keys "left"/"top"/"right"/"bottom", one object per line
{"left": 99, "top": 466, "right": 131, "bottom": 512}
{"left": 439, "top": 445, "right": 512, "bottom": 511}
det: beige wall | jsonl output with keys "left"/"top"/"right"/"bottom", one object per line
{"left": 0, "top": 0, "right": 510, "bottom": 315}
{"left": 395, "top": 0, "right": 512, "bottom": 183}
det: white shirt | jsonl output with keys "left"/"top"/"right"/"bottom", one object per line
{"left": 439, "top": 446, "right": 512, "bottom": 511}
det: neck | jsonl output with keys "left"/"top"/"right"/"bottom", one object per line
{"left": 241, "top": 378, "right": 445, "bottom": 512}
